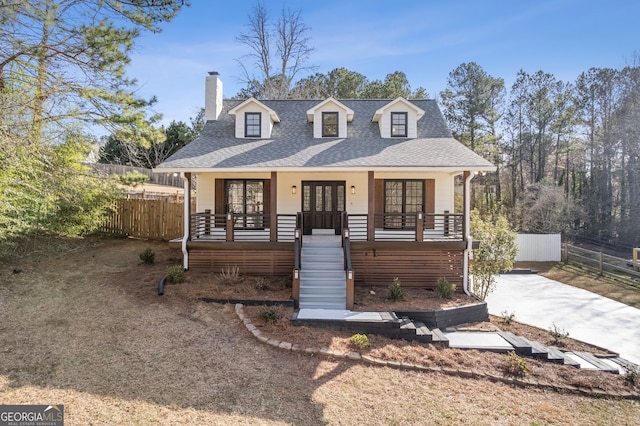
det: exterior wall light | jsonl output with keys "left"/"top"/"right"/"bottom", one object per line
{"left": 292, "top": 185, "right": 297, "bottom": 194}
{"left": 350, "top": 185, "right": 356, "bottom": 194}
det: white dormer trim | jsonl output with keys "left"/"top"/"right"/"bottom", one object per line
{"left": 306, "top": 97, "right": 354, "bottom": 138}
{"left": 228, "top": 98, "right": 280, "bottom": 138}
{"left": 371, "top": 97, "right": 425, "bottom": 138}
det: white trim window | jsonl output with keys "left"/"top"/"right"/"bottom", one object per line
{"left": 391, "top": 112, "right": 407, "bottom": 137}
{"left": 245, "top": 112, "right": 261, "bottom": 137}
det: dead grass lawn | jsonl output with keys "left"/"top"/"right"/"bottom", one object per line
{"left": 0, "top": 237, "right": 639, "bottom": 425}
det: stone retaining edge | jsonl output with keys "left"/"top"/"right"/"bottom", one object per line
{"left": 234, "top": 303, "right": 640, "bottom": 400}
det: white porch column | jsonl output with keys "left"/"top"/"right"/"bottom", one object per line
{"left": 181, "top": 172, "right": 191, "bottom": 270}
{"left": 462, "top": 170, "right": 473, "bottom": 295}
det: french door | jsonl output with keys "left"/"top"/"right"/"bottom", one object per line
{"left": 301, "top": 181, "right": 345, "bottom": 235}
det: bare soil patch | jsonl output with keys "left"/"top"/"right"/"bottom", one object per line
{"left": 1, "top": 237, "right": 639, "bottom": 425}
{"left": 171, "top": 270, "right": 292, "bottom": 302}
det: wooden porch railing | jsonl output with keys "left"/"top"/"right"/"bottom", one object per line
{"left": 190, "top": 211, "right": 297, "bottom": 242}
{"left": 348, "top": 212, "right": 463, "bottom": 241}
{"left": 189, "top": 211, "right": 463, "bottom": 243}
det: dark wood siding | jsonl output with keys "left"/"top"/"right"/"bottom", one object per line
{"left": 425, "top": 179, "right": 435, "bottom": 215}
{"left": 425, "top": 178, "right": 435, "bottom": 229}
{"left": 215, "top": 178, "right": 225, "bottom": 213}
{"left": 188, "top": 243, "right": 293, "bottom": 275}
{"left": 351, "top": 244, "right": 463, "bottom": 289}
{"left": 214, "top": 179, "right": 225, "bottom": 227}
{"left": 374, "top": 179, "right": 384, "bottom": 216}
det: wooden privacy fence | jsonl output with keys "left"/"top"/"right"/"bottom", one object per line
{"left": 101, "top": 198, "right": 191, "bottom": 240}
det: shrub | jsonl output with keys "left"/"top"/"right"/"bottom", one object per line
{"left": 260, "top": 306, "right": 281, "bottom": 323}
{"left": 254, "top": 277, "right": 270, "bottom": 291}
{"left": 469, "top": 210, "right": 518, "bottom": 300}
{"left": 387, "top": 277, "right": 404, "bottom": 301}
{"left": 503, "top": 351, "right": 530, "bottom": 377}
{"left": 167, "top": 265, "right": 185, "bottom": 284}
{"left": 548, "top": 322, "right": 569, "bottom": 344}
{"left": 501, "top": 310, "right": 516, "bottom": 325}
{"left": 117, "top": 171, "right": 149, "bottom": 187}
{"left": 435, "top": 277, "right": 456, "bottom": 299}
{"left": 624, "top": 365, "right": 640, "bottom": 387}
{"left": 350, "top": 334, "right": 370, "bottom": 349}
{"left": 218, "top": 264, "right": 240, "bottom": 285}
{"left": 139, "top": 247, "right": 155, "bottom": 265}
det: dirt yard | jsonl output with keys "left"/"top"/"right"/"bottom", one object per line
{"left": 1, "top": 236, "right": 639, "bottom": 425}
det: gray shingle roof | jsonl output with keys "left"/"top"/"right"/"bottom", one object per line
{"left": 155, "top": 99, "right": 495, "bottom": 171}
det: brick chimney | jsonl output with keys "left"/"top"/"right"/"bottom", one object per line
{"left": 205, "top": 71, "right": 223, "bottom": 121}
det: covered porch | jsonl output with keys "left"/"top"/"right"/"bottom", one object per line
{"left": 174, "top": 170, "right": 476, "bottom": 305}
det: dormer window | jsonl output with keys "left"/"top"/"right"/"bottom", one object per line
{"left": 391, "top": 112, "right": 407, "bottom": 137}
{"left": 372, "top": 98, "right": 424, "bottom": 138}
{"left": 229, "top": 98, "right": 279, "bottom": 139}
{"left": 322, "top": 112, "right": 338, "bottom": 137}
{"left": 307, "top": 98, "right": 353, "bottom": 138}
{"left": 245, "top": 112, "right": 261, "bottom": 137}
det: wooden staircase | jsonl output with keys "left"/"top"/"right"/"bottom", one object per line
{"left": 299, "top": 238, "right": 347, "bottom": 309}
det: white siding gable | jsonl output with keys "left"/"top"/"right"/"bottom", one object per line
{"left": 306, "top": 98, "right": 354, "bottom": 139}
{"left": 372, "top": 98, "right": 425, "bottom": 139}
{"left": 228, "top": 98, "right": 280, "bottom": 139}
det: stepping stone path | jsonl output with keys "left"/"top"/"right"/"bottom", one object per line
{"left": 292, "top": 310, "right": 639, "bottom": 375}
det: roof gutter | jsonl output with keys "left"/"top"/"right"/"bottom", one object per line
{"left": 462, "top": 171, "right": 474, "bottom": 296}
{"left": 153, "top": 165, "right": 497, "bottom": 174}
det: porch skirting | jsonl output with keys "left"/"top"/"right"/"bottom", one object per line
{"left": 187, "top": 242, "right": 294, "bottom": 275}
{"left": 351, "top": 242, "right": 465, "bottom": 288}
{"left": 185, "top": 240, "right": 465, "bottom": 290}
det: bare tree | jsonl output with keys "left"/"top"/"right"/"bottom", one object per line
{"left": 236, "top": 1, "right": 314, "bottom": 99}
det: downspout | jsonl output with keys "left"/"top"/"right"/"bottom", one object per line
{"left": 462, "top": 171, "right": 474, "bottom": 296}
{"left": 181, "top": 172, "right": 190, "bottom": 270}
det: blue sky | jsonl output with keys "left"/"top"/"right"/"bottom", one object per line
{"left": 128, "top": 0, "right": 639, "bottom": 126}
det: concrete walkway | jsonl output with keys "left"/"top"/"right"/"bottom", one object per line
{"left": 486, "top": 274, "right": 640, "bottom": 365}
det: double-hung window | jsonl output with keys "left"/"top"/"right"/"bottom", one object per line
{"left": 245, "top": 112, "right": 261, "bottom": 137}
{"left": 322, "top": 112, "right": 338, "bottom": 137}
{"left": 391, "top": 112, "right": 407, "bottom": 137}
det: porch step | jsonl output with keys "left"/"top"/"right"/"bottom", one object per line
{"left": 291, "top": 312, "right": 450, "bottom": 346}
{"left": 302, "top": 239, "right": 342, "bottom": 248}
{"left": 301, "top": 255, "right": 344, "bottom": 265}
{"left": 299, "top": 240, "right": 347, "bottom": 310}
{"left": 300, "top": 270, "right": 346, "bottom": 279}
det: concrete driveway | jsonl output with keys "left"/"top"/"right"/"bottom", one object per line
{"left": 486, "top": 273, "right": 640, "bottom": 365}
